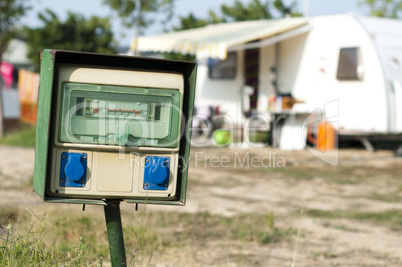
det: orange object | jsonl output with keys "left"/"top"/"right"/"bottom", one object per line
{"left": 281, "top": 96, "right": 305, "bottom": 110}
{"left": 316, "top": 120, "right": 336, "bottom": 152}
{"left": 20, "top": 102, "right": 38, "bottom": 125}
{"left": 19, "top": 69, "right": 40, "bottom": 125}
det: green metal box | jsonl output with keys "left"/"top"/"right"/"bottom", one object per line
{"left": 33, "top": 50, "right": 197, "bottom": 206}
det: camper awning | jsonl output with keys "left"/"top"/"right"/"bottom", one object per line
{"left": 131, "top": 17, "right": 310, "bottom": 59}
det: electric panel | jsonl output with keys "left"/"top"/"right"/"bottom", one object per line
{"left": 33, "top": 50, "right": 196, "bottom": 205}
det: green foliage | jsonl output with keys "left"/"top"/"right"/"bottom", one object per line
{"left": 220, "top": 0, "right": 272, "bottom": 22}
{"left": 103, "top": 0, "right": 175, "bottom": 29}
{"left": 171, "top": 13, "right": 209, "bottom": 31}
{"left": 273, "top": 0, "right": 302, "bottom": 17}
{"left": 24, "top": 9, "right": 116, "bottom": 71}
{"left": 0, "top": 0, "right": 31, "bottom": 54}
{"left": 360, "top": 0, "right": 402, "bottom": 18}
{"left": 0, "top": 124, "right": 36, "bottom": 147}
{"left": 173, "top": 0, "right": 300, "bottom": 30}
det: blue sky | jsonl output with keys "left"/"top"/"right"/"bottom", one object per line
{"left": 20, "top": 0, "right": 369, "bottom": 47}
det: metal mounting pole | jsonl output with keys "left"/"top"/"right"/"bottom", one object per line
{"left": 104, "top": 200, "right": 127, "bottom": 266}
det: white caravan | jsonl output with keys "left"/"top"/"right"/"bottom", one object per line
{"left": 133, "top": 14, "right": 402, "bottom": 149}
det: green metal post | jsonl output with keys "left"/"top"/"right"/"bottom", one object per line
{"left": 104, "top": 200, "right": 127, "bottom": 266}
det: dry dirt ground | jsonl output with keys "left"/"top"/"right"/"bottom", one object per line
{"left": 1, "top": 145, "right": 402, "bottom": 266}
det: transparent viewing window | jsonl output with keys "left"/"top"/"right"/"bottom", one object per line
{"left": 58, "top": 82, "right": 182, "bottom": 148}
{"left": 337, "top": 47, "right": 364, "bottom": 81}
{"left": 208, "top": 52, "right": 237, "bottom": 79}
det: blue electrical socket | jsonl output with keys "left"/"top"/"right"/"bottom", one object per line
{"left": 143, "top": 156, "right": 170, "bottom": 190}
{"left": 60, "top": 152, "right": 87, "bottom": 187}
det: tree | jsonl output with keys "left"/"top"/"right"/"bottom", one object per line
{"left": 103, "top": 0, "right": 175, "bottom": 54}
{"left": 0, "top": 0, "right": 31, "bottom": 138}
{"left": 171, "top": 13, "right": 209, "bottom": 31}
{"left": 220, "top": 0, "right": 273, "bottom": 22}
{"left": 173, "top": 0, "right": 301, "bottom": 32}
{"left": 360, "top": 0, "right": 402, "bottom": 18}
{"left": 25, "top": 9, "right": 116, "bottom": 71}
{"left": 216, "top": 0, "right": 301, "bottom": 23}
{"left": 273, "top": 0, "right": 302, "bottom": 17}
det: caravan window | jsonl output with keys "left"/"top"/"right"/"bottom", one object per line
{"left": 209, "top": 52, "right": 237, "bottom": 79}
{"left": 337, "top": 47, "right": 364, "bottom": 81}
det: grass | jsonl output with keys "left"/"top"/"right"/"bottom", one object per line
{"left": 312, "top": 250, "right": 337, "bottom": 259}
{"left": 322, "top": 221, "right": 359, "bottom": 232}
{"left": 366, "top": 187, "right": 402, "bottom": 202}
{"left": 140, "top": 211, "right": 296, "bottom": 247}
{"left": 218, "top": 155, "right": 396, "bottom": 186}
{"left": 0, "top": 125, "right": 36, "bottom": 147}
{"left": 264, "top": 164, "right": 387, "bottom": 185}
{"left": 307, "top": 209, "right": 402, "bottom": 231}
{"left": 0, "top": 207, "right": 294, "bottom": 266}
{"left": 0, "top": 208, "right": 100, "bottom": 266}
